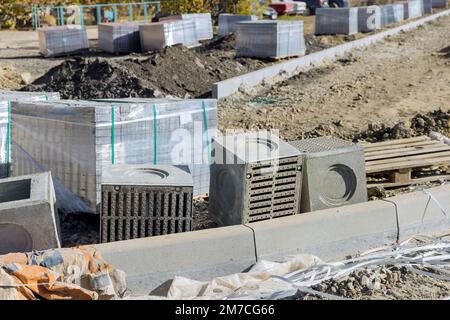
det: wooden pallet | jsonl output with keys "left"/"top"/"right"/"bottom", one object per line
{"left": 362, "top": 136, "right": 450, "bottom": 188}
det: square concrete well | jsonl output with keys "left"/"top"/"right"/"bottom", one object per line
{"left": 0, "top": 172, "right": 61, "bottom": 255}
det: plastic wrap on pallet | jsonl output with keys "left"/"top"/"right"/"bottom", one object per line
{"left": 431, "top": 0, "right": 448, "bottom": 8}
{"left": 160, "top": 13, "right": 213, "bottom": 40}
{"left": 0, "top": 91, "right": 60, "bottom": 179}
{"left": 38, "top": 25, "right": 89, "bottom": 57}
{"left": 139, "top": 20, "right": 198, "bottom": 52}
{"left": 422, "top": 0, "right": 433, "bottom": 13}
{"left": 407, "top": 0, "right": 424, "bottom": 19}
{"left": 10, "top": 98, "right": 217, "bottom": 213}
{"left": 218, "top": 14, "right": 258, "bottom": 36}
{"left": 357, "top": 6, "right": 382, "bottom": 32}
{"left": 315, "top": 8, "right": 358, "bottom": 35}
{"left": 236, "top": 20, "right": 306, "bottom": 59}
{"left": 380, "top": 4, "right": 404, "bottom": 27}
{"left": 98, "top": 23, "right": 141, "bottom": 53}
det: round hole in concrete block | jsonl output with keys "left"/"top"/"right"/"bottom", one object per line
{"left": 0, "top": 223, "right": 33, "bottom": 255}
{"left": 320, "top": 164, "right": 357, "bottom": 206}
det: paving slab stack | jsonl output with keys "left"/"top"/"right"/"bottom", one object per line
{"left": 431, "top": 0, "right": 448, "bottom": 8}
{"left": 315, "top": 8, "right": 358, "bottom": 35}
{"left": 218, "top": 14, "right": 258, "bottom": 36}
{"left": 160, "top": 13, "right": 213, "bottom": 40}
{"left": 98, "top": 23, "right": 141, "bottom": 53}
{"left": 38, "top": 25, "right": 89, "bottom": 57}
{"left": 357, "top": 6, "right": 382, "bottom": 32}
{"left": 380, "top": 4, "right": 404, "bottom": 27}
{"left": 235, "top": 20, "right": 306, "bottom": 59}
{"left": 422, "top": 0, "right": 433, "bottom": 13}
{"left": 139, "top": 20, "right": 198, "bottom": 51}
{"left": 406, "top": 0, "right": 424, "bottom": 19}
{"left": 0, "top": 91, "right": 60, "bottom": 179}
{"left": 10, "top": 98, "right": 217, "bottom": 213}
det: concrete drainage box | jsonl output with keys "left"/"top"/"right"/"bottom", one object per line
{"left": 315, "top": 8, "right": 358, "bottom": 35}
{"left": 160, "top": 13, "right": 213, "bottom": 40}
{"left": 11, "top": 98, "right": 217, "bottom": 213}
{"left": 139, "top": 20, "right": 198, "bottom": 52}
{"left": 101, "top": 164, "right": 193, "bottom": 243}
{"left": 0, "top": 172, "right": 60, "bottom": 255}
{"left": 38, "top": 25, "right": 89, "bottom": 57}
{"left": 289, "top": 137, "right": 367, "bottom": 213}
{"left": 0, "top": 91, "right": 60, "bottom": 179}
{"left": 235, "top": 20, "right": 306, "bottom": 59}
{"left": 357, "top": 6, "right": 382, "bottom": 33}
{"left": 218, "top": 14, "right": 258, "bottom": 36}
{"left": 98, "top": 23, "right": 141, "bottom": 53}
{"left": 209, "top": 131, "right": 303, "bottom": 226}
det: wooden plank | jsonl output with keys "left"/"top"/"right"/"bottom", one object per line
{"left": 366, "top": 150, "right": 450, "bottom": 168}
{"left": 360, "top": 136, "right": 429, "bottom": 147}
{"left": 365, "top": 145, "right": 450, "bottom": 161}
{"left": 364, "top": 143, "right": 448, "bottom": 156}
{"left": 363, "top": 140, "right": 441, "bottom": 153}
{"left": 367, "top": 174, "right": 450, "bottom": 189}
{"left": 388, "top": 168, "right": 411, "bottom": 183}
{"left": 366, "top": 155, "right": 450, "bottom": 174}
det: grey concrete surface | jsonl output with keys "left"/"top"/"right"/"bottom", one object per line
{"left": 0, "top": 172, "right": 60, "bottom": 254}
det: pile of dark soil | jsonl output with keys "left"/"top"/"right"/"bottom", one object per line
{"left": 23, "top": 44, "right": 268, "bottom": 99}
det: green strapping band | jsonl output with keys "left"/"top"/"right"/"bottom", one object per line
{"left": 153, "top": 104, "right": 157, "bottom": 165}
{"left": 44, "top": 95, "right": 48, "bottom": 101}
{"left": 111, "top": 106, "right": 115, "bottom": 164}
{"left": 6, "top": 99, "right": 11, "bottom": 175}
{"left": 202, "top": 100, "right": 211, "bottom": 165}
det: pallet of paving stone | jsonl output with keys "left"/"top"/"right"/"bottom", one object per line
{"left": 236, "top": 20, "right": 306, "bottom": 59}
{"left": 38, "top": 25, "right": 89, "bottom": 57}
{"left": 422, "top": 0, "right": 433, "bottom": 13}
{"left": 363, "top": 136, "right": 450, "bottom": 188}
{"left": 431, "top": 0, "right": 448, "bottom": 8}
{"left": 357, "top": 6, "right": 382, "bottom": 33}
{"left": 160, "top": 13, "right": 213, "bottom": 40}
{"left": 139, "top": 20, "right": 199, "bottom": 51}
{"left": 380, "top": 4, "right": 404, "bottom": 27}
{"left": 10, "top": 98, "right": 217, "bottom": 213}
{"left": 315, "top": 8, "right": 358, "bottom": 35}
{"left": 405, "top": 0, "right": 424, "bottom": 19}
{"left": 0, "top": 91, "right": 60, "bottom": 178}
{"left": 218, "top": 14, "right": 258, "bottom": 36}
{"left": 98, "top": 22, "right": 141, "bottom": 53}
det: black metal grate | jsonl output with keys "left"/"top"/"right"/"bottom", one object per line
{"left": 101, "top": 185, "right": 193, "bottom": 243}
{"left": 244, "top": 156, "right": 302, "bottom": 223}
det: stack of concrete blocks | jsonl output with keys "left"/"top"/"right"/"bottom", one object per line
{"left": 380, "top": 4, "right": 404, "bottom": 27}
{"left": 236, "top": 20, "right": 306, "bottom": 59}
{"left": 422, "top": 0, "right": 433, "bottom": 13}
{"left": 0, "top": 91, "right": 60, "bottom": 178}
{"left": 0, "top": 172, "right": 60, "bottom": 255}
{"left": 218, "top": 14, "right": 258, "bottom": 36}
{"left": 406, "top": 0, "right": 424, "bottom": 19}
{"left": 101, "top": 164, "right": 194, "bottom": 243}
{"left": 38, "top": 25, "right": 89, "bottom": 57}
{"left": 10, "top": 98, "right": 217, "bottom": 213}
{"left": 315, "top": 8, "right": 358, "bottom": 35}
{"left": 160, "top": 13, "right": 213, "bottom": 40}
{"left": 139, "top": 20, "right": 199, "bottom": 51}
{"left": 357, "top": 6, "right": 382, "bottom": 33}
{"left": 431, "top": 0, "right": 448, "bottom": 8}
{"left": 98, "top": 23, "right": 141, "bottom": 53}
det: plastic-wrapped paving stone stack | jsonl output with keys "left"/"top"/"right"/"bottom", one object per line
{"left": 380, "top": 4, "right": 404, "bottom": 27}
{"left": 357, "top": 6, "right": 382, "bottom": 32}
{"left": 0, "top": 91, "right": 60, "bottom": 178}
{"left": 38, "top": 25, "right": 89, "bottom": 57}
{"left": 431, "top": 0, "right": 448, "bottom": 8}
{"left": 139, "top": 20, "right": 198, "bottom": 51}
{"left": 218, "top": 14, "right": 258, "bottom": 36}
{"left": 160, "top": 13, "right": 213, "bottom": 40}
{"left": 10, "top": 98, "right": 217, "bottom": 213}
{"left": 407, "top": 0, "right": 424, "bottom": 19}
{"left": 98, "top": 23, "right": 141, "bottom": 53}
{"left": 315, "top": 8, "right": 358, "bottom": 35}
{"left": 422, "top": 0, "right": 433, "bottom": 13}
{"left": 236, "top": 20, "right": 306, "bottom": 59}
